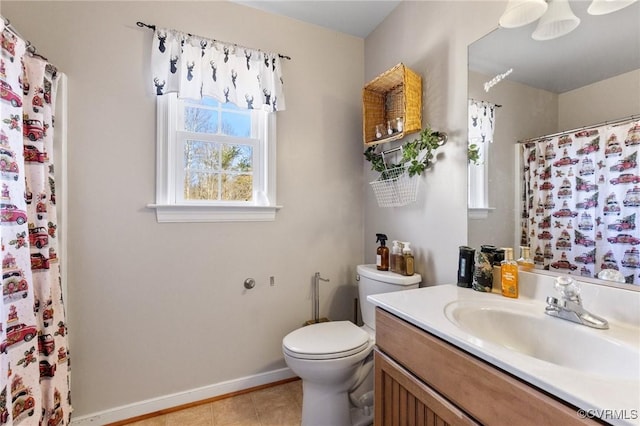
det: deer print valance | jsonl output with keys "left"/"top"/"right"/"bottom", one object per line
{"left": 150, "top": 27, "right": 286, "bottom": 111}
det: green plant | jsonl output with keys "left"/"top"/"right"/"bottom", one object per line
{"left": 468, "top": 143, "right": 481, "bottom": 165}
{"left": 364, "top": 125, "right": 448, "bottom": 178}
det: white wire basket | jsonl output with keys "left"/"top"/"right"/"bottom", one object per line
{"left": 370, "top": 164, "right": 418, "bottom": 207}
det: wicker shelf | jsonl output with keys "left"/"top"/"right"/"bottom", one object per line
{"left": 362, "top": 63, "right": 422, "bottom": 146}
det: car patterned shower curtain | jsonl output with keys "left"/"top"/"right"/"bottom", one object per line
{"left": 520, "top": 118, "right": 640, "bottom": 285}
{"left": 1, "top": 20, "right": 71, "bottom": 425}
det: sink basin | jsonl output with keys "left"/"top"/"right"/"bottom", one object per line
{"left": 444, "top": 299, "right": 640, "bottom": 380}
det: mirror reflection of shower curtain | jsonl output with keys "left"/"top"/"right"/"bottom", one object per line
{"left": 520, "top": 119, "right": 640, "bottom": 285}
{"left": 0, "top": 20, "right": 72, "bottom": 424}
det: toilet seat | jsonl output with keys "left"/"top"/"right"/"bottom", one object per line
{"left": 283, "top": 321, "right": 371, "bottom": 360}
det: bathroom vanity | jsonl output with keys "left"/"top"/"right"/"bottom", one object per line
{"left": 369, "top": 276, "right": 640, "bottom": 426}
{"left": 374, "top": 308, "right": 596, "bottom": 425}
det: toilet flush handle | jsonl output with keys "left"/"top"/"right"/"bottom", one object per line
{"left": 244, "top": 278, "right": 256, "bottom": 289}
{"left": 315, "top": 272, "right": 330, "bottom": 283}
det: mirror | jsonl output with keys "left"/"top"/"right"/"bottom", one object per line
{"left": 468, "top": 0, "right": 640, "bottom": 288}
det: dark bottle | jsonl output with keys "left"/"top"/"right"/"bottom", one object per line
{"left": 492, "top": 248, "right": 505, "bottom": 267}
{"left": 472, "top": 245, "right": 495, "bottom": 292}
{"left": 457, "top": 246, "right": 475, "bottom": 288}
{"left": 480, "top": 245, "right": 497, "bottom": 266}
{"left": 376, "top": 233, "right": 389, "bottom": 271}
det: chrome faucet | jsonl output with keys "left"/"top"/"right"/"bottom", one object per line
{"left": 545, "top": 276, "right": 609, "bottom": 330}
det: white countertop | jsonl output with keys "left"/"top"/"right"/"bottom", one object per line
{"left": 368, "top": 283, "right": 640, "bottom": 426}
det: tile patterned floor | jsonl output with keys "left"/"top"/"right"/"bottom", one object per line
{"left": 125, "top": 380, "right": 302, "bottom": 426}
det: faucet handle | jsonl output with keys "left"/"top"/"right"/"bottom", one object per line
{"left": 554, "top": 276, "right": 581, "bottom": 303}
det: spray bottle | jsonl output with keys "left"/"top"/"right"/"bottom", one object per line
{"left": 376, "top": 234, "right": 389, "bottom": 271}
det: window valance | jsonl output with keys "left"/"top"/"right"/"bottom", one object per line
{"left": 150, "top": 28, "right": 286, "bottom": 111}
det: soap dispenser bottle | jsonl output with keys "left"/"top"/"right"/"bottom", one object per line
{"left": 517, "top": 246, "right": 534, "bottom": 271}
{"left": 376, "top": 234, "right": 389, "bottom": 271}
{"left": 402, "top": 242, "right": 414, "bottom": 276}
{"left": 396, "top": 242, "right": 406, "bottom": 275}
{"left": 390, "top": 241, "right": 400, "bottom": 273}
{"left": 501, "top": 247, "right": 519, "bottom": 298}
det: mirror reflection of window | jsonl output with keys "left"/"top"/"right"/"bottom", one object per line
{"left": 468, "top": 99, "right": 498, "bottom": 214}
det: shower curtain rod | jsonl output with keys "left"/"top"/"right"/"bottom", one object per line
{"left": 136, "top": 21, "right": 292, "bottom": 60}
{"left": 2, "top": 15, "right": 50, "bottom": 62}
{"left": 517, "top": 114, "right": 640, "bottom": 144}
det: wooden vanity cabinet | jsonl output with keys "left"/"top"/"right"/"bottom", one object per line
{"left": 374, "top": 308, "right": 599, "bottom": 426}
{"left": 374, "top": 349, "right": 479, "bottom": 425}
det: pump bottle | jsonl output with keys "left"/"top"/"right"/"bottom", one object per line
{"left": 376, "top": 234, "right": 389, "bottom": 271}
{"left": 501, "top": 247, "right": 519, "bottom": 298}
{"left": 517, "top": 246, "right": 534, "bottom": 271}
{"left": 390, "top": 241, "right": 401, "bottom": 273}
{"left": 402, "top": 242, "right": 414, "bottom": 276}
{"left": 396, "top": 242, "right": 406, "bottom": 275}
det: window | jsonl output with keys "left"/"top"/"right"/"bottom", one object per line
{"left": 149, "top": 93, "right": 279, "bottom": 222}
{"left": 468, "top": 140, "right": 489, "bottom": 206}
{"left": 468, "top": 100, "right": 497, "bottom": 219}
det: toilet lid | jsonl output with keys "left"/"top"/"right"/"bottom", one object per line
{"left": 283, "top": 321, "right": 371, "bottom": 360}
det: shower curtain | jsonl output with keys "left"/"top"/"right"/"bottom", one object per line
{"left": 1, "top": 20, "right": 71, "bottom": 425}
{"left": 520, "top": 118, "right": 640, "bottom": 285}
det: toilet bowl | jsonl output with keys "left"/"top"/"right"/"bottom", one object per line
{"left": 282, "top": 265, "right": 421, "bottom": 426}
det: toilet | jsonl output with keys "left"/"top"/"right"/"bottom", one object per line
{"left": 282, "top": 264, "right": 421, "bottom": 426}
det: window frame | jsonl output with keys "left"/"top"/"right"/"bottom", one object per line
{"left": 148, "top": 93, "right": 280, "bottom": 222}
{"left": 468, "top": 141, "right": 495, "bottom": 219}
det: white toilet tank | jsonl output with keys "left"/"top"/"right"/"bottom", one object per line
{"left": 357, "top": 264, "right": 421, "bottom": 331}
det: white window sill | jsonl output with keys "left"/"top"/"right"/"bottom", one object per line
{"left": 468, "top": 207, "right": 495, "bottom": 219}
{"left": 147, "top": 204, "right": 283, "bottom": 223}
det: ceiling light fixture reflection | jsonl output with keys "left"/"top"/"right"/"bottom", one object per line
{"left": 587, "top": 0, "right": 638, "bottom": 15}
{"left": 484, "top": 68, "right": 514, "bottom": 92}
{"left": 499, "top": 0, "right": 548, "bottom": 28}
{"left": 499, "top": 0, "right": 638, "bottom": 42}
{"left": 532, "top": 0, "right": 581, "bottom": 41}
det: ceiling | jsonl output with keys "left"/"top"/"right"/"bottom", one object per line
{"left": 232, "top": 1, "right": 639, "bottom": 94}
{"left": 469, "top": 0, "right": 640, "bottom": 93}
{"left": 231, "top": 0, "right": 401, "bottom": 38}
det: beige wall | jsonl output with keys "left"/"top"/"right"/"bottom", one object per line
{"left": 363, "top": 1, "right": 505, "bottom": 285}
{"left": 3, "top": 1, "right": 364, "bottom": 419}
{"left": 559, "top": 69, "right": 640, "bottom": 130}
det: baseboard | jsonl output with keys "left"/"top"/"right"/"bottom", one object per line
{"left": 70, "top": 367, "right": 296, "bottom": 425}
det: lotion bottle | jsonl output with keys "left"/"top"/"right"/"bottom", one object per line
{"left": 376, "top": 234, "right": 389, "bottom": 271}
{"left": 501, "top": 247, "right": 519, "bottom": 298}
